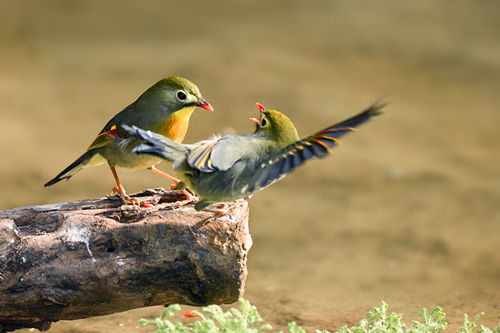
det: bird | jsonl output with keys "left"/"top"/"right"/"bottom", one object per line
{"left": 44, "top": 76, "right": 213, "bottom": 205}
{"left": 122, "top": 101, "right": 385, "bottom": 211}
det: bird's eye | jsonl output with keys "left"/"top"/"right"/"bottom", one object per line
{"left": 177, "top": 91, "right": 187, "bottom": 101}
{"left": 260, "top": 118, "right": 268, "bottom": 127}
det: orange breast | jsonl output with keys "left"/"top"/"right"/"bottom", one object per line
{"left": 161, "top": 108, "right": 195, "bottom": 143}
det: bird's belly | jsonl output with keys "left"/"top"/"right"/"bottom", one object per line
{"left": 182, "top": 168, "right": 256, "bottom": 203}
{"left": 111, "top": 153, "right": 161, "bottom": 170}
{"left": 83, "top": 152, "right": 107, "bottom": 168}
{"left": 101, "top": 143, "right": 161, "bottom": 170}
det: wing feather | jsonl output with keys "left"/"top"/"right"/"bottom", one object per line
{"left": 187, "top": 135, "right": 260, "bottom": 173}
{"left": 251, "top": 101, "right": 385, "bottom": 189}
{"left": 187, "top": 140, "right": 221, "bottom": 172}
{"left": 87, "top": 125, "right": 123, "bottom": 151}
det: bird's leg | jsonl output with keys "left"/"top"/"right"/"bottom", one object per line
{"left": 200, "top": 204, "right": 236, "bottom": 225}
{"left": 174, "top": 181, "right": 196, "bottom": 202}
{"left": 148, "top": 165, "right": 181, "bottom": 183}
{"left": 148, "top": 166, "right": 196, "bottom": 200}
{"left": 109, "top": 165, "right": 140, "bottom": 206}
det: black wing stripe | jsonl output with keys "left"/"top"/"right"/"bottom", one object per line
{"left": 315, "top": 134, "right": 341, "bottom": 142}
{"left": 280, "top": 154, "right": 294, "bottom": 174}
{"left": 318, "top": 129, "right": 353, "bottom": 139}
{"left": 290, "top": 151, "right": 303, "bottom": 169}
{"left": 189, "top": 148, "right": 207, "bottom": 169}
{"left": 188, "top": 141, "right": 220, "bottom": 172}
{"left": 259, "top": 158, "right": 285, "bottom": 187}
{"left": 307, "top": 140, "right": 329, "bottom": 157}
{"left": 297, "top": 144, "right": 314, "bottom": 160}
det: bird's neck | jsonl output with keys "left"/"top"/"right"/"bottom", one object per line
{"left": 161, "top": 106, "right": 196, "bottom": 143}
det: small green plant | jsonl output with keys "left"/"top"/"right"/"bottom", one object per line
{"left": 138, "top": 299, "right": 500, "bottom": 333}
{"left": 139, "top": 299, "right": 271, "bottom": 333}
{"left": 335, "top": 301, "right": 447, "bottom": 333}
{"left": 457, "top": 313, "right": 500, "bottom": 333}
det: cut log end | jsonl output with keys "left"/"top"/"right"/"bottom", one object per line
{"left": 0, "top": 188, "right": 252, "bottom": 332}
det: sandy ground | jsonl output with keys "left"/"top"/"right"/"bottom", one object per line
{"left": 1, "top": 0, "right": 499, "bottom": 331}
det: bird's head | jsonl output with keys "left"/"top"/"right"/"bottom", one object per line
{"left": 149, "top": 76, "right": 213, "bottom": 112}
{"left": 250, "top": 103, "right": 299, "bottom": 148}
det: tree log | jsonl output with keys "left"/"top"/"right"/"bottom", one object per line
{"left": 0, "top": 188, "right": 251, "bottom": 332}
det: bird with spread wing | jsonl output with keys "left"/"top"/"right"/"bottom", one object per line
{"left": 123, "top": 101, "right": 384, "bottom": 211}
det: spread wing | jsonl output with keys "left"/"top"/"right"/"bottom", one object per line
{"left": 187, "top": 135, "right": 258, "bottom": 173}
{"left": 248, "top": 101, "right": 385, "bottom": 191}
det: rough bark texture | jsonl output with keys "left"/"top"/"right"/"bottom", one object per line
{"left": 0, "top": 188, "right": 251, "bottom": 332}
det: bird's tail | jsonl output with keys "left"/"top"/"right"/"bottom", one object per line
{"left": 44, "top": 150, "right": 97, "bottom": 187}
{"left": 121, "top": 124, "right": 188, "bottom": 162}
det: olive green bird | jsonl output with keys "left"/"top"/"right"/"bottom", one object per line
{"left": 44, "top": 76, "right": 213, "bottom": 204}
{"left": 122, "top": 101, "right": 384, "bottom": 211}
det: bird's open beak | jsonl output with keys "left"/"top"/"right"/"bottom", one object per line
{"left": 197, "top": 99, "right": 214, "bottom": 111}
{"left": 256, "top": 102, "right": 266, "bottom": 113}
{"left": 249, "top": 117, "right": 260, "bottom": 125}
{"left": 250, "top": 103, "right": 265, "bottom": 125}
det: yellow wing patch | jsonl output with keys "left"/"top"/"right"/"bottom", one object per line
{"left": 87, "top": 125, "right": 122, "bottom": 151}
{"left": 191, "top": 141, "right": 218, "bottom": 171}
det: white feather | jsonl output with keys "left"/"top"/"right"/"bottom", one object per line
{"left": 117, "top": 138, "right": 131, "bottom": 150}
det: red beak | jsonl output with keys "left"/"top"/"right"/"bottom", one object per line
{"left": 256, "top": 102, "right": 266, "bottom": 113}
{"left": 197, "top": 99, "right": 214, "bottom": 111}
{"left": 249, "top": 117, "right": 260, "bottom": 125}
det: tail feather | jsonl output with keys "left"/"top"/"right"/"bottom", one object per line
{"left": 121, "top": 124, "right": 187, "bottom": 162}
{"left": 44, "top": 150, "right": 96, "bottom": 187}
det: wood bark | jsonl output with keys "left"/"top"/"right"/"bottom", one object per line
{"left": 0, "top": 188, "right": 251, "bottom": 332}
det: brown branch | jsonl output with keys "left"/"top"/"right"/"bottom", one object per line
{"left": 0, "top": 188, "right": 251, "bottom": 332}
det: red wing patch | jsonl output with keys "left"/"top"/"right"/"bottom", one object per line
{"left": 87, "top": 125, "right": 123, "bottom": 151}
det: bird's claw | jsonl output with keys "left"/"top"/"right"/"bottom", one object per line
{"left": 109, "top": 186, "right": 140, "bottom": 206}
{"left": 200, "top": 203, "right": 237, "bottom": 225}
{"left": 170, "top": 181, "right": 197, "bottom": 202}
{"left": 120, "top": 195, "right": 140, "bottom": 206}
{"left": 109, "top": 186, "right": 121, "bottom": 196}
{"left": 205, "top": 204, "right": 235, "bottom": 216}
{"left": 181, "top": 189, "right": 197, "bottom": 202}
{"left": 172, "top": 181, "right": 187, "bottom": 191}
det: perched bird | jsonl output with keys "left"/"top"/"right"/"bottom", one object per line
{"left": 44, "top": 76, "right": 213, "bottom": 204}
{"left": 123, "top": 101, "right": 384, "bottom": 211}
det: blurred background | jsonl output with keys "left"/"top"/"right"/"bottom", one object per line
{"left": 1, "top": 0, "right": 499, "bottom": 331}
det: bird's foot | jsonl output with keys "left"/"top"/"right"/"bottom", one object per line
{"left": 205, "top": 203, "right": 237, "bottom": 216}
{"left": 169, "top": 184, "right": 196, "bottom": 196}
{"left": 149, "top": 166, "right": 195, "bottom": 200}
{"left": 109, "top": 186, "right": 140, "bottom": 206}
{"left": 109, "top": 186, "right": 121, "bottom": 196}
{"left": 170, "top": 181, "right": 197, "bottom": 202}
{"left": 181, "top": 189, "right": 197, "bottom": 202}
{"left": 200, "top": 203, "right": 238, "bottom": 225}
{"left": 121, "top": 195, "right": 140, "bottom": 206}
